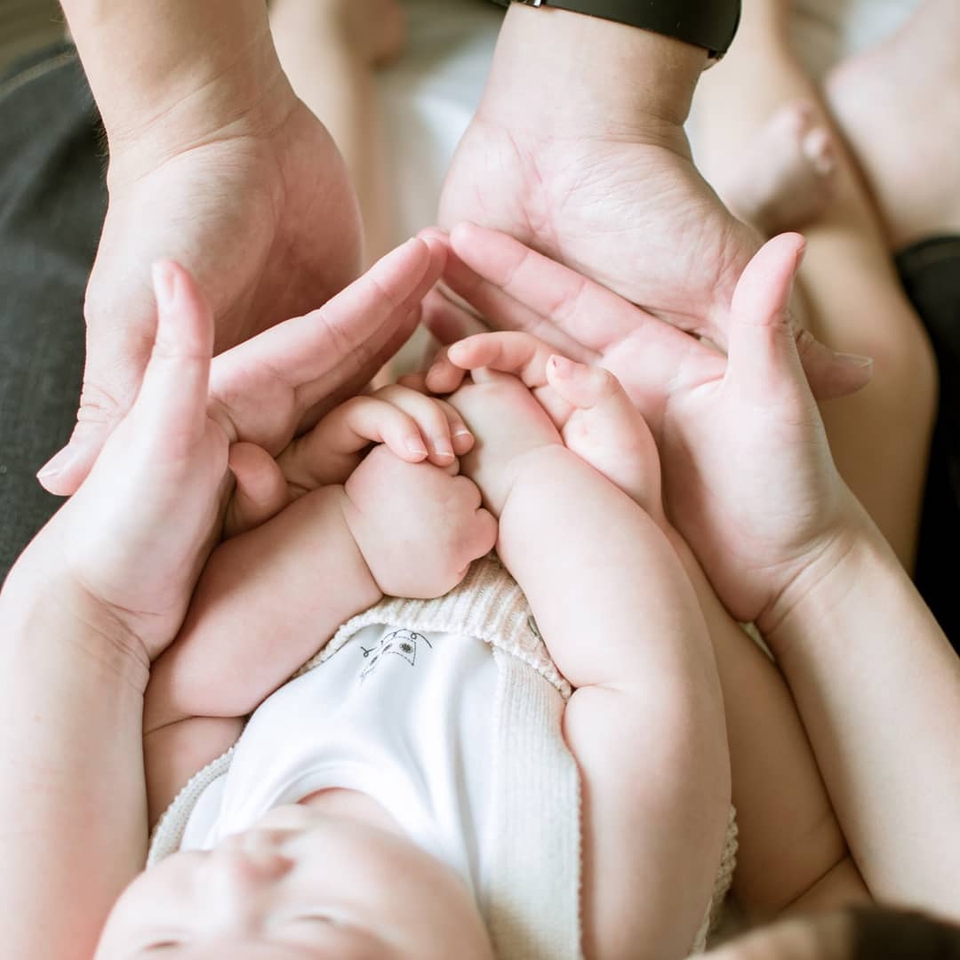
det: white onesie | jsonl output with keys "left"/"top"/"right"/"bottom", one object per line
{"left": 177, "top": 621, "right": 499, "bottom": 901}
{"left": 149, "top": 556, "right": 737, "bottom": 959}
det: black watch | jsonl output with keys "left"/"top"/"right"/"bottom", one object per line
{"left": 491, "top": 0, "right": 741, "bottom": 59}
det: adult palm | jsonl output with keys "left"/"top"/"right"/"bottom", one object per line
{"left": 440, "top": 116, "right": 870, "bottom": 404}
{"left": 49, "top": 98, "right": 363, "bottom": 496}
{"left": 441, "top": 117, "right": 757, "bottom": 332}
{"left": 434, "top": 224, "right": 861, "bottom": 628}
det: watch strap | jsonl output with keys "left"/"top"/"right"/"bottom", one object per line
{"left": 491, "top": 0, "right": 741, "bottom": 59}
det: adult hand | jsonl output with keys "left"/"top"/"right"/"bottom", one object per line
{"left": 432, "top": 224, "right": 864, "bottom": 630}
{"left": 28, "top": 262, "right": 231, "bottom": 665}
{"left": 440, "top": 5, "right": 870, "bottom": 401}
{"left": 226, "top": 381, "right": 475, "bottom": 537}
{"left": 208, "top": 235, "right": 446, "bottom": 529}
{"left": 427, "top": 332, "right": 664, "bottom": 519}
{"left": 40, "top": 96, "right": 363, "bottom": 497}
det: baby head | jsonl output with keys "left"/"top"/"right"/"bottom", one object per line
{"left": 96, "top": 802, "right": 496, "bottom": 959}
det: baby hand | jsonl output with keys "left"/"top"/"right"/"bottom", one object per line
{"left": 226, "top": 384, "right": 475, "bottom": 537}
{"left": 428, "top": 332, "right": 663, "bottom": 519}
{"left": 436, "top": 368, "right": 564, "bottom": 517}
{"left": 342, "top": 444, "right": 498, "bottom": 598}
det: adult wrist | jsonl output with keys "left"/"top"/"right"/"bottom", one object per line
{"left": 491, "top": 0, "right": 740, "bottom": 59}
{"left": 0, "top": 559, "right": 150, "bottom": 694}
{"left": 64, "top": 0, "right": 295, "bottom": 169}
{"left": 758, "top": 508, "right": 892, "bottom": 655}
{"left": 479, "top": 2, "right": 709, "bottom": 138}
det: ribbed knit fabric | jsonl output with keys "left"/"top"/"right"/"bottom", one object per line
{"left": 294, "top": 554, "right": 571, "bottom": 696}
{"left": 691, "top": 806, "right": 739, "bottom": 953}
{"left": 149, "top": 555, "right": 737, "bottom": 957}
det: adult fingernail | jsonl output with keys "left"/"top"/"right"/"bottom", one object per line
{"left": 834, "top": 351, "right": 874, "bottom": 369}
{"left": 37, "top": 444, "right": 77, "bottom": 480}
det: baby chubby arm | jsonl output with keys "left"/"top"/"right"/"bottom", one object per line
{"left": 142, "top": 484, "right": 382, "bottom": 823}
{"left": 500, "top": 447, "right": 730, "bottom": 960}
{"left": 445, "top": 358, "right": 730, "bottom": 960}
{"left": 143, "top": 385, "right": 493, "bottom": 824}
{"left": 144, "top": 486, "right": 380, "bottom": 732}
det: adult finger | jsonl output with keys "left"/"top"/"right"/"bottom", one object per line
{"left": 300, "top": 302, "right": 422, "bottom": 431}
{"left": 420, "top": 285, "right": 488, "bottom": 346}
{"left": 423, "top": 344, "right": 470, "bottom": 396}
{"left": 37, "top": 305, "right": 155, "bottom": 497}
{"left": 287, "top": 236, "right": 445, "bottom": 409}
{"left": 211, "top": 237, "right": 445, "bottom": 448}
{"left": 726, "top": 234, "right": 821, "bottom": 407}
{"left": 792, "top": 328, "right": 874, "bottom": 400}
{"left": 448, "top": 223, "right": 644, "bottom": 357}
{"left": 442, "top": 233, "right": 590, "bottom": 362}
{"left": 132, "top": 262, "right": 215, "bottom": 450}
{"left": 42, "top": 261, "right": 218, "bottom": 495}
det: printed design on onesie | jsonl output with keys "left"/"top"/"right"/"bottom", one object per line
{"left": 360, "top": 629, "right": 433, "bottom": 681}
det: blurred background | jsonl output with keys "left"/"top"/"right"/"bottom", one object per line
{"left": 0, "top": 0, "right": 62, "bottom": 73}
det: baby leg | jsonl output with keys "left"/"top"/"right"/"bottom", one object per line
{"left": 694, "top": 0, "right": 938, "bottom": 572}
{"left": 826, "top": 0, "right": 960, "bottom": 642}
{"left": 270, "top": 0, "right": 403, "bottom": 267}
{"left": 826, "top": 0, "right": 960, "bottom": 253}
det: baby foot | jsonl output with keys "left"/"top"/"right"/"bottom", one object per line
{"left": 826, "top": 0, "right": 960, "bottom": 250}
{"left": 716, "top": 101, "right": 837, "bottom": 238}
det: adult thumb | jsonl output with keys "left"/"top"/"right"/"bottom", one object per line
{"left": 36, "top": 333, "right": 143, "bottom": 496}
{"left": 130, "top": 261, "right": 214, "bottom": 453}
{"left": 726, "top": 233, "right": 815, "bottom": 405}
{"left": 729, "top": 233, "right": 874, "bottom": 402}
{"left": 36, "top": 261, "right": 213, "bottom": 496}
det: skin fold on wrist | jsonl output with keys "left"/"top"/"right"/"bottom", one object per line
{"left": 336, "top": 487, "right": 393, "bottom": 603}
{"left": 63, "top": 0, "right": 297, "bottom": 170}
{"left": 0, "top": 556, "right": 152, "bottom": 693}
{"left": 758, "top": 504, "right": 893, "bottom": 652}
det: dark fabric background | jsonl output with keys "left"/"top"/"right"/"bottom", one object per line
{"left": 897, "top": 237, "right": 960, "bottom": 647}
{"left": 0, "top": 44, "right": 105, "bottom": 579}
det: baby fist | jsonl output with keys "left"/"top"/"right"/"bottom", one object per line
{"left": 342, "top": 445, "right": 498, "bottom": 599}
